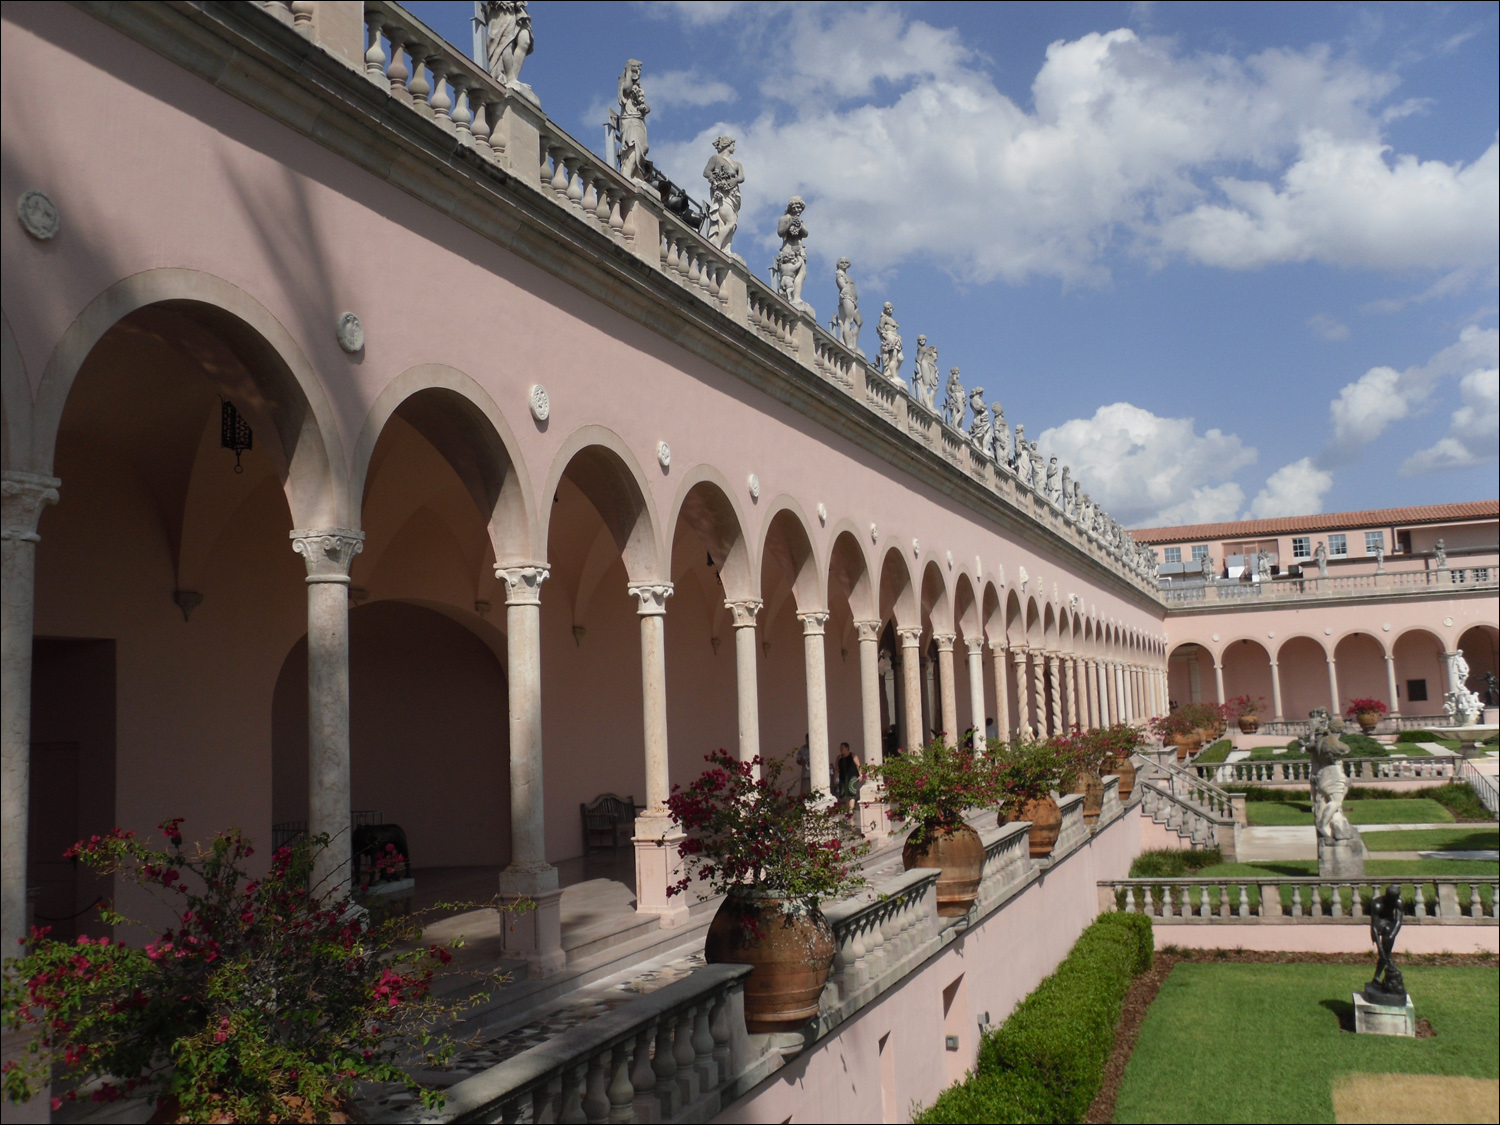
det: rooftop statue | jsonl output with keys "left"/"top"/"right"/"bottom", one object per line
{"left": 611, "top": 60, "right": 650, "bottom": 184}
{"left": 480, "top": 1, "right": 536, "bottom": 100}
{"left": 876, "top": 302, "right": 905, "bottom": 386}
{"left": 967, "top": 388, "right": 990, "bottom": 450}
{"left": 1434, "top": 537, "right": 1447, "bottom": 567}
{"left": 771, "top": 197, "right": 813, "bottom": 315}
{"left": 1013, "top": 431, "right": 1033, "bottom": 485}
{"left": 1315, "top": 539, "right": 1328, "bottom": 577}
{"left": 991, "top": 404, "right": 1011, "bottom": 465}
{"left": 702, "top": 136, "right": 743, "bottom": 255}
{"left": 943, "top": 367, "right": 966, "bottom": 428}
{"left": 912, "top": 336, "right": 940, "bottom": 412}
{"left": 1044, "top": 456, "right": 1061, "bottom": 505}
{"left": 832, "top": 258, "right": 864, "bottom": 356}
{"left": 1029, "top": 442, "right": 1043, "bottom": 489}
{"left": 1061, "top": 467, "right": 1073, "bottom": 515}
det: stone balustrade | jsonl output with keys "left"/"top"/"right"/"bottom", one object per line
{"left": 428, "top": 963, "right": 752, "bottom": 1124}
{"left": 1051, "top": 792, "right": 1091, "bottom": 857}
{"left": 1162, "top": 565, "right": 1497, "bottom": 606}
{"left": 1194, "top": 755, "right": 1459, "bottom": 785}
{"left": 1100, "top": 876, "right": 1499, "bottom": 924}
{"left": 251, "top": 0, "right": 1163, "bottom": 598}
{"left": 823, "top": 868, "right": 941, "bottom": 1003}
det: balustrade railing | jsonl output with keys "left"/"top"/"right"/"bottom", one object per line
{"left": 659, "top": 213, "right": 732, "bottom": 308}
{"left": 1193, "top": 754, "right": 1458, "bottom": 785}
{"left": 823, "top": 869, "right": 940, "bottom": 1003}
{"left": 812, "top": 329, "right": 857, "bottom": 390}
{"left": 745, "top": 278, "right": 798, "bottom": 355}
{"left": 1457, "top": 759, "right": 1500, "bottom": 814}
{"left": 1101, "top": 876, "right": 1498, "bottom": 923}
{"left": 1151, "top": 755, "right": 1236, "bottom": 818}
{"left": 864, "top": 371, "right": 901, "bottom": 423}
{"left": 433, "top": 963, "right": 751, "bottom": 1124}
{"left": 1159, "top": 566, "right": 1497, "bottom": 605}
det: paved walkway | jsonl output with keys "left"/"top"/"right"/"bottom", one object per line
{"left": 1236, "top": 823, "right": 1471, "bottom": 862}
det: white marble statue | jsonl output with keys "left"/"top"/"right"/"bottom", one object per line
{"left": 480, "top": 1, "right": 535, "bottom": 97}
{"left": 702, "top": 136, "right": 743, "bottom": 254}
{"left": 1060, "top": 466, "right": 1073, "bottom": 514}
{"left": 1256, "top": 550, "right": 1273, "bottom": 581}
{"left": 1444, "top": 651, "right": 1483, "bottom": 726}
{"left": 912, "top": 335, "right": 940, "bottom": 411}
{"left": 611, "top": 60, "right": 650, "bottom": 183}
{"left": 1029, "top": 442, "right": 1043, "bottom": 489}
{"left": 1315, "top": 540, "right": 1328, "bottom": 577}
{"left": 1374, "top": 541, "right": 1385, "bottom": 574}
{"left": 771, "top": 197, "right": 813, "bottom": 314}
{"left": 832, "top": 258, "right": 864, "bottom": 356}
{"left": 1013, "top": 432, "right": 1032, "bottom": 485}
{"left": 1200, "top": 552, "right": 1214, "bottom": 581}
{"left": 991, "top": 404, "right": 1010, "bottom": 465}
{"left": 967, "top": 387, "right": 990, "bottom": 450}
{"left": 876, "top": 302, "right": 904, "bottom": 385}
{"left": 1434, "top": 538, "right": 1447, "bottom": 567}
{"left": 1305, "top": 710, "right": 1361, "bottom": 843}
{"left": 1044, "top": 456, "right": 1061, "bottom": 505}
{"left": 943, "top": 367, "right": 966, "bottom": 428}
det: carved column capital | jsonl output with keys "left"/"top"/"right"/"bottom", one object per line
{"left": 724, "top": 598, "right": 763, "bottom": 628}
{"left": 1, "top": 470, "right": 60, "bottom": 542}
{"left": 497, "top": 564, "right": 550, "bottom": 605}
{"left": 797, "top": 610, "right": 830, "bottom": 635}
{"left": 1012, "top": 646, "right": 1030, "bottom": 665}
{"left": 854, "top": 619, "right": 883, "bottom": 643}
{"left": 987, "top": 638, "right": 1008, "bottom": 657}
{"left": 896, "top": 625, "right": 924, "bottom": 649}
{"left": 628, "top": 582, "right": 674, "bottom": 616}
{"left": 932, "top": 631, "right": 956, "bottom": 653}
{"left": 289, "top": 527, "right": 364, "bottom": 583}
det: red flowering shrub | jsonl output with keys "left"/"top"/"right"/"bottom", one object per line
{"left": 665, "top": 750, "right": 868, "bottom": 921}
{"left": 1223, "top": 694, "right": 1268, "bottom": 720}
{"left": 2, "top": 820, "right": 507, "bottom": 1122}
{"left": 990, "top": 739, "right": 1071, "bottom": 819}
{"left": 868, "top": 738, "right": 1000, "bottom": 846}
{"left": 1345, "top": 698, "right": 1389, "bottom": 718}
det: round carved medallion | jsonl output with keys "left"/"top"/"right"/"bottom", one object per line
{"left": 335, "top": 312, "right": 364, "bottom": 353}
{"left": 529, "top": 384, "right": 551, "bottom": 422}
{"left": 17, "top": 190, "right": 59, "bottom": 240}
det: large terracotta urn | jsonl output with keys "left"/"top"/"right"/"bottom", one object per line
{"left": 1173, "top": 734, "right": 1201, "bottom": 761}
{"left": 1073, "top": 770, "right": 1105, "bottom": 827}
{"left": 902, "top": 823, "right": 984, "bottom": 917}
{"left": 1238, "top": 715, "right": 1260, "bottom": 734}
{"left": 1105, "top": 756, "right": 1136, "bottom": 802}
{"left": 1002, "top": 796, "right": 1061, "bottom": 858}
{"left": 1356, "top": 711, "right": 1380, "bottom": 734}
{"left": 705, "top": 891, "right": 835, "bottom": 1032}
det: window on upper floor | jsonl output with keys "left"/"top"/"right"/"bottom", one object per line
{"left": 1292, "top": 536, "right": 1312, "bottom": 559}
{"left": 1329, "top": 533, "right": 1348, "bottom": 556}
{"left": 1191, "top": 545, "right": 1209, "bottom": 561}
{"left": 1365, "top": 531, "right": 1384, "bottom": 554}
{"left": 1164, "top": 546, "right": 1182, "bottom": 564}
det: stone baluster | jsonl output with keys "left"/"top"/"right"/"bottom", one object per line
{"left": 594, "top": 176, "right": 615, "bottom": 231}
{"left": 580, "top": 175, "right": 601, "bottom": 230}
{"left": 1471, "top": 884, "right": 1484, "bottom": 919}
{"left": 1123, "top": 885, "right": 1136, "bottom": 913}
{"left": 693, "top": 1002, "right": 717, "bottom": 1087}
{"left": 384, "top": 26, "right": 411, "bottom": 103}
{"left": 405, "top": 38, "right": 432, "bottom": 116}
{"left": 468, "top": 89, "right": 494, "bottom": 155}
{"left": 547, "top": 144, "right": 571, "bottom": 199}
{"left": 582, "top": 1051, "right": 610, "bottom": 1122}
{"left": 606, "top": 1042, "right": 634, "bottom": 1123}
{"left": 673, "top": 1007, "right": 699, "bottom": 1104}
{"left": 652, "top": 1018, "right": 680, "bottom": 1117}
{"left": 1413, "top": 883, "right": 1426, "bottom": 918}
{"left": 565, "top": 157, "right": 586, "bottom": 211}
{"left": 1198, "top": 885, "right": 1212, "bottom": 919}
{"left": 1291, "top": 885, "right": 1303, "bottom": 917}
{"left": 1310, "top": 886, "right": 1324, "bottom": 918}
{"left": 1237, "top": 884, "right": 1250, "bottom": 918}
{"left": 363, "top": 9, "right": 388, "bottom": 87}
{"left": 710, "top": 995, "right": 732, "bottom": 1083}
{"left": 557, "top": 1062, "right": 588, "bottom": 1124}
{"left": 1217, "top": 883, "right": 1230, "bottom": 918}
{"left": 533, "top": 1074, "right": 562, "bottom": 1124}
{"left": 630, "top": 1025, "right": 657, "bottom": 1121}
{"left": 1330, "top": 885, "right": 1344, "bottom": 918}
{"left": 448, "top": 73, "right": 473, "bottom": 143}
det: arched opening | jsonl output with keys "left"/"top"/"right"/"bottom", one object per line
{"left": 879, "top": 546, "right": 918, "bottom": 753}
{"left": 760, "top": 507, "right": 822, "bottom": 781}
{"left": 1221, "top": 639, "right": 1273, "bottom": 712}
{"left": 1275, "top": 637, "right": 1332, "bottom": 721}
{"left": 1392, "top": 629, "right": 1447, "bottom": 719}
{"left": 1168, "top": 642, "right": 1211, "bottom": 708}
{"left": 920, "top": 560, "right": 951, "bottom": 743}
{"left": 1457, "top": 625, "right": 1499, "bottom": 709}
{"left": 1333, "top": 632, "right": 1389, "bottom": 716}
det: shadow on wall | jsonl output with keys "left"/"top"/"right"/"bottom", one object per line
{"left": 272, "top": 600, "right": 511, "bottom": 868}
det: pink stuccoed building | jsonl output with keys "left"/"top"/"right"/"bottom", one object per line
{"left": 1, "top": 4, "right": 1495, "bottom": 1122}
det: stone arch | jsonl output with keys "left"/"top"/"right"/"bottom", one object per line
{"left": 828, "top": 525, "right": 876, "bottom": 622}
{"left": 540, "top": 427, "right": 663, "bottom": 583}
{"left": 1391, "top": 628, "right": 1447, "bottom": 716}
{"left": 1, "top": 308, "right": 31, "bottom": 470}
{"left": 920, "top": 558, "right": 951, "bottom": 635}
{"left": 1275, "top": 635, "right": 1333, "bottom": 719}
{"left": 953, "top": 573, "right": 981, "bottom": 642}
{"left": 878, "top": 544, "right": 918, "bottom": 627}
{"left": 353, "top": 365, "right": 537, "bottom": 567}
{"left": 1220, "top": 637, "right": 1273, "bottom": 712}
{"left": 666, "top": 468, "right": 754, "bottom": 603}
{"left": 1334, "top": 631, "right": 1390, "bottom": 715}
{"left": 30, "top": 268, "right": 345, "bottom": 526}
{"left": 760, "top": 501, "right": 823, "bottom": 613}
{"left": 1457, "top": 624, "right": 1499, "bottom": 704}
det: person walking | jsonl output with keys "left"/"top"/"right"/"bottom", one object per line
{"left": 835, "top": 741, "right": 862, "bottom": 816}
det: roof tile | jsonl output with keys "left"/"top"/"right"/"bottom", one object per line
{"left": 1131, "top": 500, "right": 1499, "bottom": 544}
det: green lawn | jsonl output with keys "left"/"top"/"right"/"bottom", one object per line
{"left": 1245, "top": 798, "right": 1454, "bottom": 827}
{"left": 1361, "top": 827, "right": 1500, "bottom": 852}
{"left": 1114, "top": 964, "right": 1499, "bottom": 1124}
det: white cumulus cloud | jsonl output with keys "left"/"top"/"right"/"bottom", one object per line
{"left": 1249, "top": 457, "right": 1334, "bottom": 518}
{"left": 1401, "top": 367, "right": 1500, "bottom": 474}
{"left": 1037, "top": 403, "right": 1256, "bottom": 527}
{"left": 1307, "top": 313, "right": 1351, "bottom": 340}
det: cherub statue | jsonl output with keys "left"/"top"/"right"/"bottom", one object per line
{"left": 876, "top": 302, "right": 904, "bottom": 385}
{"left": 771, "top": 197, "right": 812, "bottom": 314}
{"left": 943, "top": 367, "right": 966, "bottom": 427}
{"left": 702, "top": 136, "right": 743, "bottom": 253}
{"left": 912, "top": 335, "right": 940, "bottom": 411}
{"left": 831, "top": 258, "right": 863, "bottom": 355}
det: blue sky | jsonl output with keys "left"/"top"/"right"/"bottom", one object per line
{"left": 407, "top": 1, "right": 1499, "bottom": 528}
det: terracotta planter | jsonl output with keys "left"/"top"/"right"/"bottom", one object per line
{"left": 1003, "top": 796, "right": 1061, "bottom": 858}
{"left": 1073, "top": 769, "right": 1105, "bottom": 827}
{"left": 1356, "top": 711, "right": 1380, "bottom": 733}
{"left": 704, "top": 891, "right": 834, "bottom": 1033}
{"left": 902, "top": 823, "right": 984, "bottom": 917}
{"left": 1237, "top": 716, "right": 1260, "bottom": 734}
{"left": 1105, "top": 756, "right": 1136, "bottom": 802}
{"left": 1173, "top": 734, "right": 1201, "bottom": 761}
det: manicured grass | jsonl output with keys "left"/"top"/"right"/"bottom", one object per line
{"left": 1229, "top": 783, "right": 1496, "bottom": 822}
{"left": 1199, "top": 859, "right": 1499, "bottom": 879}
{"left": 1114, "top": 964, "right": 1499, "bottom": 1124}
{"left": 1361, "top": 827, "right": 1499, "bottom": 853}
{"left": 1128, "top": 848, "right": 1222, "bottom": 878}
{"left": 1245, "top": 798, "right": 1454, "bottom": 827}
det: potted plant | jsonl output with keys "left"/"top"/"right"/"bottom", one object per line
{"left": 993, "top": 740, "right": 1072, "bottom": 857}
{"left": 1055, "top": 730, "right": 1110, "bottom": 826}
{"left": 867, "top": 739, "right": 996, "bottom": 915}
{"left": 1089, "top": 723, "right": 1143, "bottom": 803}
{"left": 666, "top": 750, "right": 867, "bottom": 1032}
{"left": 1345, "top": 697, "right": 1389, "bottom": 734}
{"left": 1149, "top": 709, "right": 1201, "bottom": 760}
{"left": 1225, "top": 694, "right": 1268, "bottom": 734}
{"left": 2, "top": 820, "right": 496, "bottom": 1123}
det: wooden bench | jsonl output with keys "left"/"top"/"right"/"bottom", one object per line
{"left": 580, "top": 793, "right": 641, "bottom": 852}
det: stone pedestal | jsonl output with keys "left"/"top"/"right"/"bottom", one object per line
{"left": 1353, "top": 991, "right": 1415, "bottom": 1037}
{"left": 1318, "top": 832, "right": 1366, "bottom": 878}
{"left": 499, "top": 887, "right": 565, "bottom": 976}
{"left": 633, "top": 815, "right": 690, "bottom": 927}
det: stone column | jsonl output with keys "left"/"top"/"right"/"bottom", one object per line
{"left": 965, "top": 638, "right": 987, "bottom": 749}
{"left": 934, "top": 632, "right": 958, "bottom": 747}
{"left": 1012, "top": 648, "right": 1032, "bottom": 738}
{"left": 1384, "top": 653, "right": 1400, "bottom": 717}
{"left": 989, "top": 641, "right": 1011, "bottom": 742}
{"left": 1063, "top": 658, "right": 1078, "bottom": 730}
{"left": 1032, "top": 654, "right": 1049, "bottom": 737}
{"left": 629, "top": 582, "right": 685, "bottom": 925}
{"left": 2, "top": 471, "right": 59, "bottom": 955}
{"left": 1212, "top": 659, "right": 1226, "bottom": 706}
{"left": 290, "top": 527, "right": 364, "bottom": 898}
{"left": 1047, "top": 654, "right": 1063, "bottom": 734}
{"left": 799, "top": 611, "right": 831, "bottom": 796}
{"left": 725, "top": 599, "right": 763, "bottom": 768}
{"left": 496, "top": 564, "right": 564, "bottom": 974}
{"left": 1326, "top": 655, "right": 1340, "bottom": 716}
{"left": 1084, "top": 659, "right": 1099, "bottom": 728}
{"left": 1269, "top": 659, "right": 1284, "bottom": 721}
{"left": 922, "top": 651, "right": 936, "bottom": 741}
{"left": 1107, "top": 663, "right": 1120, "bottom": 727}
{"left": 898, "top": 627, "right": 924, "bottom": 752}
{"left": 855, "top": 621, "right": 887, "bottom": 837}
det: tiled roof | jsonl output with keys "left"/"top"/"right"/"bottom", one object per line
{"left": 1131, "top": 500, "right": 1499, "bottom": 544}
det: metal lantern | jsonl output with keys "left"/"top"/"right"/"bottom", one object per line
{"left": 220, "top": 400, "right": 253, "bottom": 472}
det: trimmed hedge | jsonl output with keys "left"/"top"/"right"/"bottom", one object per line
{"left": 1396, "top": 729, "right": 1445, "bottom": 742}
{"left": 1129, "top": 847, "right": 1222, "bottom": 878}
{"left": 917, "top": 913, "right": 1154, "bottom": 1124}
